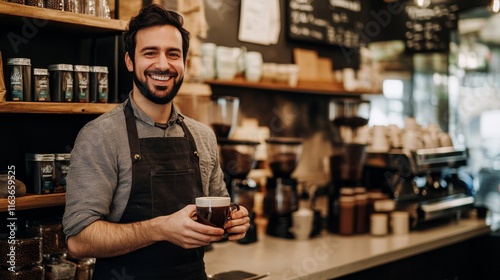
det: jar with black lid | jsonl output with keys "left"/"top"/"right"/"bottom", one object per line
{"left": 7, "top": 58, "right": 31, "bottom": 101}
{"left": 33, "top": 68, "right": 50, "bottom": 102}
{"left": 89, "top": 66, "right": 108, "bottom": 103}
{"left": 49, "top": 64, "right": 73, "bottom": 102}
{"left": 74, "top": 65, "right": 90, "bottom": 102}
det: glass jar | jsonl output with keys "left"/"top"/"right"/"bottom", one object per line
{"left": 0, "top": 233, "right": 42, "bottom": 268}
{"left": 0, "top": 265, "right": 44, "bottom": 280}
{"left": 46, "top": 0, "right": 64, "bottom": 11}
{"left": 26, "top": 220, "right": 66, "bottom": 256}
{"left": 65, "top": 0, "right": 80, "bottom": 13}
{"left": 25, "top": 0, "right": 45, "bottom": 7}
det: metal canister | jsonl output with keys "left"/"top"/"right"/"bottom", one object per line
{"left": 25, "top": 153, "right": 56, "bottom": 194}
{"left": 74, "top": 65, "right": 90, "bottom": 102}
{"left": 89, "top": 66, "right": 108, "bottom": 103}
{"left": 33, "top": 68, "right": 50, "bottom": 101}
{"left": 49, "top": 64, "right": 74, "bottom": 102}
{"left": 54, "top": 153, "right": 70, "bottom": 192}
{"left": 7, "top": 58, "right": 32, "bottom": 101}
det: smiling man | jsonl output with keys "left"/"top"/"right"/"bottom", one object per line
{"left": 62, "top": 4, "right": 250, "bottom": 279}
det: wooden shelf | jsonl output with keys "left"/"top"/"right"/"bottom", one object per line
{"left": 0, "top": 193, "right": 65, "bottom": 212}
{"left": 0, "top": 102, "right": 119, "bottom": 114}
{"left": 0, "top": 2, "right": 127, "bottom": 34}
{"left": 205, "top": 77, "right": 381, "bottom": 96}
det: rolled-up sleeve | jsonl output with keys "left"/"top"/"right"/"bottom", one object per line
{"left": 63, "top": 109, "right": 131, "bottom": 238}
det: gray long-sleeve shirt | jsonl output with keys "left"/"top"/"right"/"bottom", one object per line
{"left": 62, "top": 95, "right": 228, "bottom": 238}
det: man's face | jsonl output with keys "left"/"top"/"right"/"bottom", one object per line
{"left": 126, "top": 25, "right": 185, "bottom": 104}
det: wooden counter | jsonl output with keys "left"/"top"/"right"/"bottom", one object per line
{"left": 204, "top": 218, "right": 490, "bottom": 279}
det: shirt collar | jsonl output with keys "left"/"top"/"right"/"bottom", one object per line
{"left": 128, "top": 92, "right": 184, "bottom": 128}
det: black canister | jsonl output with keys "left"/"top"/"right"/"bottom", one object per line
{"left": 74, "top": 65, "right": 90, "bottom": 102}
{"left": 49, "top": 64, "right": 74, "bottom": 102}
{"left": 89, "top": 66, "right": 108, "bottom": 103}
{"left": 7, "top": 58, "right": 31, "bottom": 101}
{"left": 54, "top": 153, "right": 70, "bottom": 193}
{"left": 33, "top": 68, "right": 50, "bottom": 102}
{"left": 25, "top": 153, "right": 56, "bottom": 194}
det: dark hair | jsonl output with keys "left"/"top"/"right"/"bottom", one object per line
{"left": 123, "top": 4, "right": 190, "bottom": 63}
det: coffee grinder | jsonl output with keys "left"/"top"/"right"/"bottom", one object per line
{"left": 327, "top": 99, "right": 371, "bottom": 233}
{"left": 218, "top": 138, "right": 260, "bottom": 244}
{"left": 209, "top": 95, "right": 240, "bottom": 139}
{"left": 264, "top": 137, "right": 303, "bottom": 239}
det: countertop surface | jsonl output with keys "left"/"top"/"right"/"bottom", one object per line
{"left": 204, "top": 217, "right": 490, "bottom": 280}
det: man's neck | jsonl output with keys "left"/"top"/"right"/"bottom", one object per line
{"left": 131, "top": 90, "right": 172, "bottom": 124}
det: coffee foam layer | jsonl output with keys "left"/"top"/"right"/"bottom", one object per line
{"left": 195, "top": 196, "right": 230, "bottom": 207}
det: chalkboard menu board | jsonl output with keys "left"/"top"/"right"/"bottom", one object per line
{"left": 286, "top": 0, "right": 366, "bottom": 48}
{"left": 403, "top": 4, "right": 459, "bottom": 53}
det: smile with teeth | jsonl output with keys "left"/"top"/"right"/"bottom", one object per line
{"left": 150, "top": 74, "right": 172, "bottom": 81}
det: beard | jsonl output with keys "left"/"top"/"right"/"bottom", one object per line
{"left": 133, "top": 69, "right": 184, "bottom": 105}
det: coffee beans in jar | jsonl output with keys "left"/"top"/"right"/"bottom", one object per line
{"left": 89, "top": 66, "right": 108, "bottom": 103}
{"left": 49, "top": 64, "right": 73, "bottom": 102}
{"left": 7, "top": 58, "right": 31, "bottom": 102}
{"left": 74, "top": 65, "right": 90, "bottom": 103}
{"left": 6, "top": 0, "right": 25, "bottom": 4}
{"left": 25, "top": 0, "right": 45, "bottom": 7}
{"left": 0, "top": 233, "right": 42, "bottom": 268}
{"left": 46, "top": 0, "right": 64, "bottom": 10}
{"left": 33, "top": 68, "right": 50, "bottom": 102}
{"left": 0, "top": 265, "right": 44, "bottom": 280}
{"left": 27, "top": 220, "right": 67, "bottom": 256}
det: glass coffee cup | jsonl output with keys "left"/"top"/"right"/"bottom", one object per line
{"left": 195, "top": 197, "right": 240, "bottom": 229}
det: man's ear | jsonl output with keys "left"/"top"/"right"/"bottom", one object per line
{"left": 125, "top": 52, "right": 134, "bottom": 72}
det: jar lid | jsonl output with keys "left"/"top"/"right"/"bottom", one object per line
{"left": 7, "top": 58, "right": 31, "bottom": 66}
{"left": 25, "top": 153, "right": 55, "bottom": 161}
{"left": 90, "top": 66, "right": 109, "bottom": 73}
{"left": 339, "top": 195, "right": 356, "bottom": 202}
{"left": 49, "top": 64, "right": 73, "bottom": 71}
{"left": 33, "top": 68, "right": 49, "bottom": 75}
{"left": 354, "top": 186, "right": 366, "bottom": 194}
{"left": 74, "top": 65, "right": 90, "bottom": 72}
{"left": 55, "top": 153, "right": 71, "bottom": 160}
{"left": 339, "top": 187, "right": 355, "bottom": 195}
{"left": 374, "top": 199, "right": 396, "bottom": 212}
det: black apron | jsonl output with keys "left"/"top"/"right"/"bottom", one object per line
{"left": 92, "top": 100, "right": 206, "bottom": 280}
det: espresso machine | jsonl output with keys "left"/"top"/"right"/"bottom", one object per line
{"left": 327, "top": 98, "right": 371, "bottom": 233}
{"left": 217, "top": 138, "right": 260, "bottom": 244}
{"left": 264, "top": 137, "right": 303, "bottom": 239}
{"left": 364, "top": 147, "right": 474, "bottom": 228}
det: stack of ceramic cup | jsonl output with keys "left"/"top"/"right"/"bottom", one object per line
{"left": 215, "top": 46, "right": 245, "bottom": 80}
{"left": 244, "top": 51, "right": 263, "bottom": 82}
{"left": 201, "top": 43, "right": 217, "bottom": 81}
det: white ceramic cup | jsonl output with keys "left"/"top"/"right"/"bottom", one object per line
{"left": 290, "top": 208, "right": 314, "bottom": 240}
{"left": 391, "top": 211, "right": 410, "bottom": 235}
{"left": 370, "top": 213, "right": 388, "bottom": 236}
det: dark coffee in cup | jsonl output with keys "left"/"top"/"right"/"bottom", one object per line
{"left": 195, "top": 197, "right": 239, "bottom": 229}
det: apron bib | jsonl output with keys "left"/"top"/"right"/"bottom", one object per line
{"left": 92, "top": 101, "right": 206, "bottom": 280}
